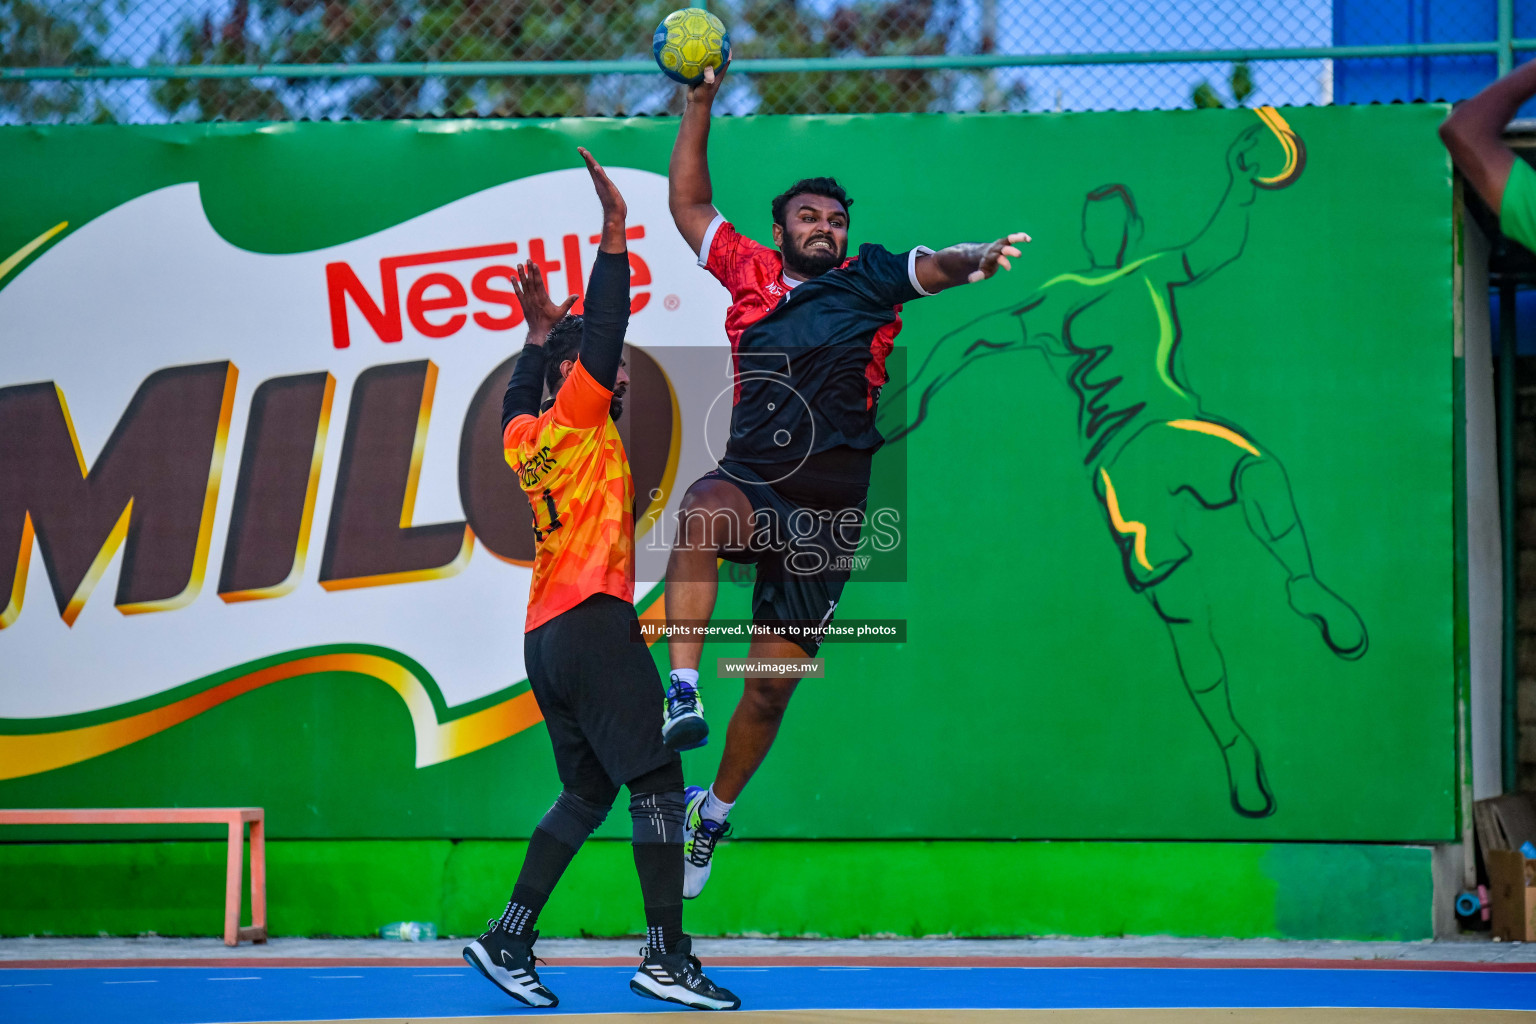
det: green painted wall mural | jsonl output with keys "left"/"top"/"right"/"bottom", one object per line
{"left": 882, "top": 111, "right": 1362, "bottom": 821}
{"left": 0, "top": 106, "right": 1455, "bottom": 850}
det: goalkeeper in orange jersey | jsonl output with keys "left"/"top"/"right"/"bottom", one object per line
{"left": 462, "top": 148, "right": 739, "bottom": 1013}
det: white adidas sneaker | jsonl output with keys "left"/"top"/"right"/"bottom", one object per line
{"left": 683, "top": 785, "right": 732, "bottom": 899}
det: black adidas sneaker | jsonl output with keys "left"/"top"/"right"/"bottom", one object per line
{"left": 463, "top": 923, "right": 558, "bottom": 1008}
{"left": 629, "top": 935, "right": 741, "bottom": 1010}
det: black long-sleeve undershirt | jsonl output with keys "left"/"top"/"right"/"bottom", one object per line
{"left": 499, "top": 248, "right": 629, "bottom": 431}
{"left": 501, "top": 344, "right": 548, "bottom": 431}
{"left": 578, "top": 248, "right": 630, "bottom": 391}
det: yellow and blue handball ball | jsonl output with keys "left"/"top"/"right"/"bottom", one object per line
{"left": 653, "top": 7, "right": 730, "bottom": 86}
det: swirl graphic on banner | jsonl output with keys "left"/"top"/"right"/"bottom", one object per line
{"left": 0, "top": 221, "right": 68, "bottom": 288}
{"left": 0, "top": 596, "right": 670, "bottom": 780}
{"left": 0, "top": 646, "right": 538, "bottom": 780}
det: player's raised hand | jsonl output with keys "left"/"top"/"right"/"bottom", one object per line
{"left": 687, "top": 60, "right": 729, "bottom": 105}
{"left": 967, "top": 232, "right": 1033, "bottom": 284}
{"left": 578, "top": 147, "right": 627, "bottom": 226}
{"left": 510, "top": 260, "right": 577, "bottom": 346}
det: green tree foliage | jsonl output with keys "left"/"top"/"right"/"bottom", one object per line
{"left": 4, "top": 0, "right": 992, "bottom": 122}
{"left": 1191, "top": 61, "right": 1254, "bottom": 110}
{"left": 0, "top": 0, "right": 121, "bottom": 122}
{"left": 1231, "top": 61, "right": 1254, "bottom": 104}
{"left": 152, "top": 0, "right": 289, "bottom": 120}
{"left": 739, "top": 0, "right": 983, "bottom": 115}
{"left": 147, "top": 0, "right": 984, "bottom": 120}
{"left": 152, "top": 0, "right": 682, "bottom": 120}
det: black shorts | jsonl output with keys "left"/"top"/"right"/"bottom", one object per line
{"left": 524, "top": 593, "right": 677, "bottom": 796}
{"left": 707, "top": 448, "right": 870, "bottom": 657}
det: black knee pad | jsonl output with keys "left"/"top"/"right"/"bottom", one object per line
{"left": 537, "top": 788, "right": 613, "bottom": 849}
{"left": 627, "top": 759, "right": 684, "bottom": 796}
{"left": 630, "top": 789, "right": 686, "bottom": 845}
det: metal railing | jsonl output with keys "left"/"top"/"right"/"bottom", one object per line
{"left": 2, "top": 1, "right": 1528, "bottom": 123}
{"left": 8, "top": 41, "right": 1536, "bottom": 82}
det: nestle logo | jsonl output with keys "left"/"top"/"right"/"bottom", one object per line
{"left": 325, "top": 226, "right": 652, "bottom": 349}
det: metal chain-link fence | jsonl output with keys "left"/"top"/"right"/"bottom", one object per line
{"left": 0, "top": 1, "right": 1529, "bottom": 124}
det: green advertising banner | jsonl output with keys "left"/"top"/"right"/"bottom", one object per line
{"left": 0, "top": 106, "right": 1454, "bottom": 844}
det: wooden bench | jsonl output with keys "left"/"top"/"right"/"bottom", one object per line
{"left": 0, "top": 807, "right": 266, "bottom": 946}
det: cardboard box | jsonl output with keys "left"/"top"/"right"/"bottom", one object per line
{"left": 1475, "top": 793, "right": 1536, "bottom": 941}
{"left": 1474, "top": 793, "right": 1536, "bottom": 853}
{"left": 1487, "top": 848, "right": 1536, "bottom": 942}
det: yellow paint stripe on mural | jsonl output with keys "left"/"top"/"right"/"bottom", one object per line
{"left": 1100, "top": 468, "right": 1153, "bottom": 572}
{"left": 1256, "top": 106, "right": 1300, "bottom": 185}
{"left": 0, "top": 653, "right": 545, "bottom": 781}
{"left": 0, "top": 221, "right": 67, "bottom": 285}
{"left": 1168, "top": 418, "right": 1261, "bottom": 457}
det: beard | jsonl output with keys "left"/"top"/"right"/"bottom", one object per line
{"left": 609, "top": 386, "right": 626, "bottom": 422}
{"left": 783, "top": 233, "right": 845, "bottom": 278}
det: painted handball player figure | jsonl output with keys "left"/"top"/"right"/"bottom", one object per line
{"left": 661, "top": 61, "right": 1031, "bottom": 898}
{"left": 462, "top": 148, "right": 739, "bottom": 1012}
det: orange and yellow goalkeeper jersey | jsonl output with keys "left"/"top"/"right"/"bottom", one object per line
{"left": 502, "top": 357, "right": 634, "bottom": 632}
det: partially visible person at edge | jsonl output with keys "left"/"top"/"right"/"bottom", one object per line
{"left": 658, "top": 60, "right": 1033, "bottom": 901}
{"left": 1441, "top": 58, "right": 1536, "bottom": 250}
{"left": 461, "top": 146, "right": 740, "bottom": 1013}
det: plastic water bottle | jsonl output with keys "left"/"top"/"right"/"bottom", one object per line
{"left": 379, "top": 921, "right": 437, "bottom": 942}
{"left": 1521, "top": 841, "right": 1536, "bottom": 860}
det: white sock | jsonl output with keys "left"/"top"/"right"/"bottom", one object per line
{"left": 701, "top": 786, "right": 735, "bottom": 824}
{"left": 670, "top": 667, "right": 699, "bottom": 689}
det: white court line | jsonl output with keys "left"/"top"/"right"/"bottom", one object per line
{"left": 104, "top": 979, "right": 158, "bottom": 984}
{"left": 206, "top": 976, "right": 261, "bottom": 981}
{"left": 311, "top": 975, "right": 364, "bottom": 979}
{"left": 0, "top": 983, "right": 52, "bottom": 987}
{"left": 413, "top": 972, "right": 470, "bottom": 977}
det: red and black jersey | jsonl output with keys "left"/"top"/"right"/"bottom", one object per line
{"left": 699, "top": 216, "right": 931, "bottom": 466}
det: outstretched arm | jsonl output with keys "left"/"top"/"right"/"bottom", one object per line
{"left": 1175, "top": 125, "right": 1264, "bottom": 284}
{"left": 913, "top": 231, "right": 1032, "bottom": 294}
{"left": 669, "top": 64, "right": 728, "bottom": 256}
{"left": 1440, "top": 59, "right": 1536, "bottom": 215}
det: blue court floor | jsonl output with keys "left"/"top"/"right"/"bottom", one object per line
{"left": 3, "top": 962, "right": 1535, "bottom": 1022}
